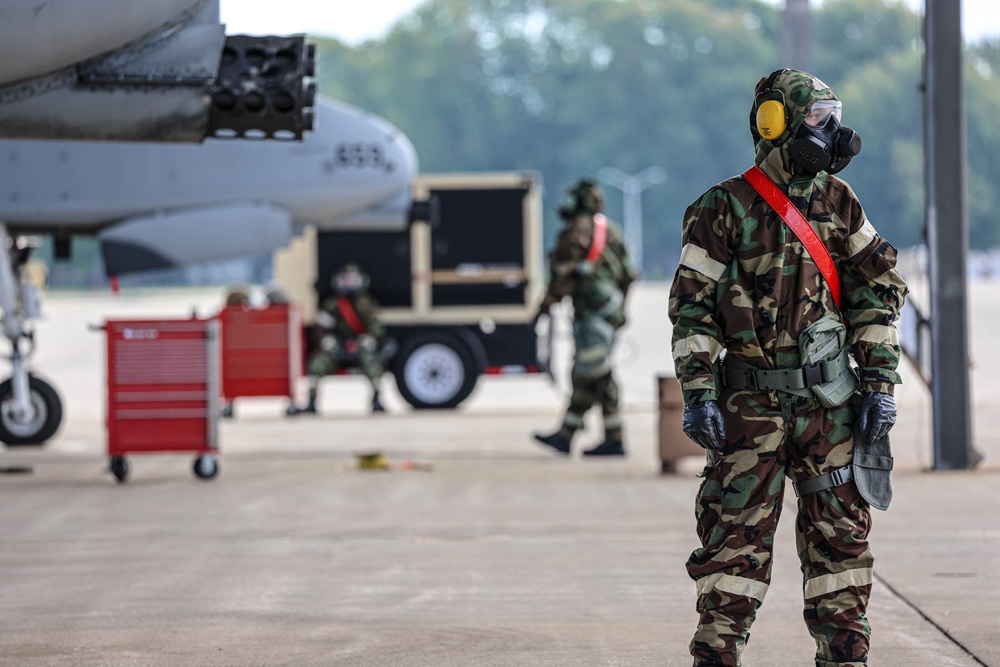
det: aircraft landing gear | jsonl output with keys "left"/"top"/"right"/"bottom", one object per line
{"left": 0, "top": 375, "right": 62, "bottom": 446}
{"left": 0, "top": 223, "right": 63, "bottom": 447}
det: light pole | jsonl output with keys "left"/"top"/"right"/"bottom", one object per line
{"left": 597, "top": 166, "right": 666, "bottom": 276}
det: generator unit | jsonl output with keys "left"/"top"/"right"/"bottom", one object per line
{"left": 274, "top": 171, "right": 547, "bottom": 409}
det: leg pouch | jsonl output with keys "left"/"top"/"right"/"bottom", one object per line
{"left": 853, "top": 431, "right": 893, "bottom": 511}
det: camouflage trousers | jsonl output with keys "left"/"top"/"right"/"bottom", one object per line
{"left": 688, "top": 390, "right": 873, "bottom": 667}
{"left": 560, "top": 370, "right": 622, "bottom": 443}
{"left": 559, "top": 317, "right": 622, "bottom": 442}
{"left": 306, "top": 339, "right": 383, "bottom": 400}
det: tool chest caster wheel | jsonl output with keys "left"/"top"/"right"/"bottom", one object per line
{"left": 109, "top": 456, "right": 130, "bottom": 484}
{"left": 193, "top": 455, "right": 219, "bottom": 480}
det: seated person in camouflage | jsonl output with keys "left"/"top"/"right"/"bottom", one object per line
{"left": 287, "top": 263, "right": 391, "bottom": 415}
{"left": 533, "top": 179, "right": 637, "bottom": 457}
{"left": 670, "top": 69, "right": 908, "bottom": 667}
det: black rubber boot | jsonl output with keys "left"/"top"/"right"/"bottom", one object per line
{"left": 286, "top": 399, "right": 317, "bottom": 416}
{"left": 371, "top": 391, "right": 386, "bottom": 414}
{"left": 582, "top": 440, "right": 626, "bottom": 457}
{"left": 533, "top": 431, "right": 571, "bottom": 455}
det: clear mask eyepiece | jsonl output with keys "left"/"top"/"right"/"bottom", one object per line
{"left": 334, "top": 268, "right": 365, "bottom": 293}
{"left": 803, "top": 99, "right": 842, "bottom": 128}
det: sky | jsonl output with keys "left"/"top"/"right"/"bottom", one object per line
{"left": 220, "top": 1, "right": 1000, "bottom": 45}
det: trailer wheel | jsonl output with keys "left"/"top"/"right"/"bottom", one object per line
{"left": 109, "top": 456, "right": 129, "bottom": 484}
{"left": 0, "top": 376, "right": 63, "bottom": 446}
{"left": 392, "top": 333, "right": 478, "bottom": 409}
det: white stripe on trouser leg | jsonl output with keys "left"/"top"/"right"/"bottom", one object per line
{"left": 804, "top": 567, "right": 873, "bottom": 599}
{"left": 603, "top": 414, "right": 622, "bottom": 430}
{"left": 696, "top": 573, "right": 769, "bottom": 603}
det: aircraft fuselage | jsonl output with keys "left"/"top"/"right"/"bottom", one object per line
{"left": 0, "top": 99, "right": 417, "bottom": 234}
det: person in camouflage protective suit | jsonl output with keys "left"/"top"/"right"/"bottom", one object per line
{"left": 669, "top": 69, "right": 908, "bottom": 666}
{"left": 288, "top": 263, "right": 391, "bottom": 415}
{"left": 533, "top": 179, "right": 638, "bottom": 457}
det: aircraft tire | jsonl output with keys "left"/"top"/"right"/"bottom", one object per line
{"left": 392, "top": 332, "right": 478, "bottom": 410}
{"left": 0, "top": 375, "right": 63, "bottom": 446}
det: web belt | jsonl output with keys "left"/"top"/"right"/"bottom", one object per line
{"left": 793, "top": 464, "right": 853, "bottom": 497}
{"left": 719, "top": 345, "right": 850, "bottom": 392}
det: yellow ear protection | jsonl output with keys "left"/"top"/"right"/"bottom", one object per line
{"left": 752, "top": 69, "right": 790, "bottom": 142}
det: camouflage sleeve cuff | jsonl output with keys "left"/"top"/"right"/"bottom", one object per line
{"left": 862, "top": 382, "right": 894, "bottom": 395}
{"left": 860, "top": 368, "right": 900, "bottom": 395}
{"left": 681, "top": 376, "right": 718, "bottom": 405}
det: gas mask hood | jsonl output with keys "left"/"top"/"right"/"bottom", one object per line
{"left": 750, "top": 69, "right": 863, "bottom": 178}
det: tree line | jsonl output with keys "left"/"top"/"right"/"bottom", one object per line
{"left": 316, "top": 0, "right": 1000, "bottom": 278}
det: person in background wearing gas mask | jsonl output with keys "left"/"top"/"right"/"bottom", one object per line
{"left": 668, "top": 69, "right": 908, "bottom": 666}
{"left": 533, "top": 179, "right": 638, "bottom": 457}
{"left": 287, "top": 263, "right": 394, "bottom": 416}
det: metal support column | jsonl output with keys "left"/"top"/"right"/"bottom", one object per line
{"left": 781, "top": 0, "right": 813, "bottom": 72}
{"left": 924, "top": 0, "right": 975, "bottom": 469}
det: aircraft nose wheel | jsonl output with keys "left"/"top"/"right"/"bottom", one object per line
{"left": 0, "top": 376, "right": 63, "bottom": 446}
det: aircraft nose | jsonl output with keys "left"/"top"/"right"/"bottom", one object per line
{"left": 307, "top": 100, "right": 420, "bottom": 230}
{"left": 319, "top": 100, "right": 417, "bottom": 190}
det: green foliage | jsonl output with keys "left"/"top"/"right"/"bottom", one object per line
{"left": 967, "top": 38, "right": 1000, "bottom": 248}
{"left": 811, "top": 0, "right": 921, "bottom": 86}
{"left": 313, "top": 0, "right": 1000, "bottom": 277}
{"left": 832, "top": 52, "right": 924, "bottom": 247}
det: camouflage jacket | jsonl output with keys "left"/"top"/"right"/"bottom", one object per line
{"left": 318, "top": 291, "right": 385, "bottom": 341}
{"left": 669, "top": 159, "right": 909, "bottom": 405}
{"left": 541, "top": 213, "right": 637, "bottom": 326}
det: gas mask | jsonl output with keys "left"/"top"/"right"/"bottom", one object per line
{"left": 557, "top": 179, "right": 604, "bottom": 221}
{"left": 789, "top": 102, "right": 863, "bottom": 176}
{"left": 333, "top": 263, "right": 368, "bottom": 295}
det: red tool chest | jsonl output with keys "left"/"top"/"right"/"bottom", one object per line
{"left": 105, "top": 318, "right": 220, "bottom": 483}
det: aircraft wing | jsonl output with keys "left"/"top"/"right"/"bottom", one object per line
{"left": 0, "top": 0, "right": 315, "bottom": 142}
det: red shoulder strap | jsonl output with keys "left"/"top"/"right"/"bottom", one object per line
{"left": 742, "top": 166, "right": 842, "bottom": 308}
{"left": 335, "top": 295, "right": 367, "bottom": 335}
{"left": 587, "top": 214, "right": 608, "bottom": 264}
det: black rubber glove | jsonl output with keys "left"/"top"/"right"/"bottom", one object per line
{"left": 857, "top": 392, "right": 896, "bottom": 444}
{"left": 682, "top": 400, "right": 726, "bottom": 451}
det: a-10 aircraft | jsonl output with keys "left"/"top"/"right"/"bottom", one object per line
{"left": 0, "top": 0, "right": 428, "bottom": 446}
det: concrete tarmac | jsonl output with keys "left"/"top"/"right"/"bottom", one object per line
{"left": 0, "top": 282, "right": 997, "bottom": 666}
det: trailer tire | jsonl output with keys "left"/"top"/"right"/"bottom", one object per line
{"left": 392, "top": 332, "right": 478, "bottom": 409}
